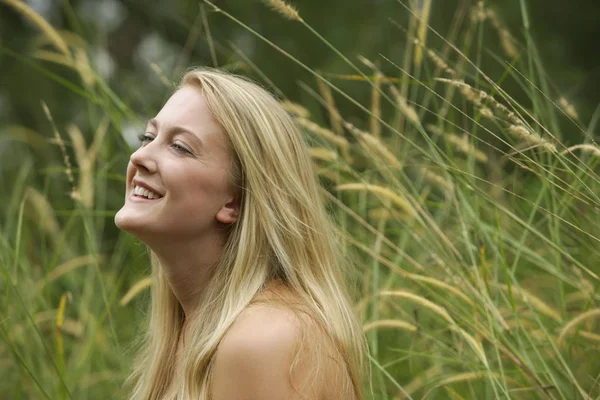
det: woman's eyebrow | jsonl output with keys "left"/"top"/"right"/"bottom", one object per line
{"left": 147, "top": 118, "right": 204, "bottom": 148}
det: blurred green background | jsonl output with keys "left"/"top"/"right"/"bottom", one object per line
{"left": 2, "top": 0, "right": 599, "bottom": 137}
{"left": 2, "top": 1, "right": 600, "bottom": 399}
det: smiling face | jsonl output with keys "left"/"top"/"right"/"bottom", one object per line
{"left": 114, "top": 85, "right": 239, "bottom": 245}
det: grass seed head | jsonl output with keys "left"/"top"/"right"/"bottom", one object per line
{"left": 558, "top": 96, "right": 579, "bottom": 120}
{"left": 280, "top": 100, "right": 310, "bottom": 118}
{"left": 25, "top": 187, "right": 60, "bottom": 235}
{"left": 42, "top": 102, "right": 76, "bottom": 189}
{"left": 507, "top": 123, "right": 556, "bottom": 152}
{"left": 296, "top": 117, "right": 352, "bottom": 162}
{"left": 335, "top": 183, "right": 414, "bottom": 216}
{"left": 561, "top": 144, "right": 600, "bottom": 157}
{"left": 357, "top": 132, "right": 402, "bottom": 170}
{"left": 263, "top": 0, "right": 302, "bottom": 21}
{"left": 362, "top": 319, "right": 417, "bottom": 333}
{"left": 420, "top": 167, "right": 454, "bottom": 194}
{"left": 389, "top": 85, "right": 420, "bottom": 126}
{"left": 3, "top": 0, "right": 71, "bottom": 59}
{"left": 308, "top": 147, "right": 338, "bottom": 162}
{"left": 413, "top": 38, "right": 456, "bottom": 76}
{"left": 485, "top": 8, "right": 518, "bottom": 58}
{"left": 427, "top": 124, "right": 488, "bottom": 163}
{"left": 479, "top": 106, "right": 495, "bottom": 120}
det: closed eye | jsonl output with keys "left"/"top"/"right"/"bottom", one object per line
{"left": 171, "top": 143, "right": 192, "bottom": 155}
{"left": 137, "top": 133, "right": 153, "bottom": 144}
{"left": 137, "top": 133, "right": 193, "bottom": 156}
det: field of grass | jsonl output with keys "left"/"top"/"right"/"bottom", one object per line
{"left": 1, "top": 0, "right": 599, "bottom": 399}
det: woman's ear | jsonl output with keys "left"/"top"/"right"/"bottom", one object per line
{"left": 216, "top": 196, "right": 240, "bottom": 224}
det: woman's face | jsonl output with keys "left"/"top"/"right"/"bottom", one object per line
{"left": 114, "top": 86, "right": 238, "bottom": 243}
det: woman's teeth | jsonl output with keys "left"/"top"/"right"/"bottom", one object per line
{"left": 133, "top": 185, "right": 162, "bottom": 199}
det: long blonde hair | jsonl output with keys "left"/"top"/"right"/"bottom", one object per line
{"left": 125, "top": 67, "right": 367, "bottom": 399}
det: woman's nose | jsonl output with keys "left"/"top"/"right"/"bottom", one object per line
{"left": 130, "top": 143, "right": 158, "bottom": 174}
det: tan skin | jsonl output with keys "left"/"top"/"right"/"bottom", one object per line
{"left": 115, "top": 86, "right": 351, "bottom": 399}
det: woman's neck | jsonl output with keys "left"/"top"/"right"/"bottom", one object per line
{"left": 150, "top": 231, "right": 226, "bottom": 318}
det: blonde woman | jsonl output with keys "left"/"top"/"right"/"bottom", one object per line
{"left": 114, "top": 67, "right": 367, "bottom": 399}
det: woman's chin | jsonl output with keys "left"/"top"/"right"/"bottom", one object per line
{"left": 115, "top": 209, "right": 147, "bottom": 235}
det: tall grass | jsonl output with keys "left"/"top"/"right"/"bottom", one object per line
{"left": 1, "top": 0, "right": 599, "bottom": 399}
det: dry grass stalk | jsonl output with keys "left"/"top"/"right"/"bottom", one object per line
{"left": 2, "top": 0, "right": 71, "bottom": 60}
{"left": 356, "top": 55, "right": 384, "bottom": 138}
{"left": 481, "top": 8, "right": 518, "bottom": 58}
{"left": 5, "top": 125, "right": 46, "bottom": 150}
{"left": 315, "top": 167, "right": 342, "bottom": 183}
{"left": 42, "top": 102, "right": 76, "bottom": 193}
{"left": 507, "top": 123, "right": 556, "bottom": 152}
{"left": 67, "top": 124, "right": 91, "bottom": 207}
{"left": 65, "top": 118, "right": 109, "bottom": 208}
{"left": 565, "top": 291, "right": 595, "bottom": 304}
{"left": 25, "top": 187, "right": 60, "bottom": 235}
{"left": 427, "top": 124, "right": 488, "bottom": 163}
{"left": 412, "top": 37, "right": 456, "bottom": 76}
{"left": 558, "top": 308, "right": 600, "bottom": 345}
{"left": 32, "top": 29, "right": 86, "bottom": 50}
{"left": 560, "top": 144, "right": 600, "bottom": 157}
{"left": 402, "top": 365, "right": 443, "bottom": 397}
{"left": 496, "top": 284, "right": 562, "bottom": 322}
{"left": 435, "top": 78, "right": 520, "bottom": 124}
{"left": 389, "top": 85, "right": 420, "bottom": 126}
{"left": 478, "top": 106, "right": 495, "bottom": 121}
{"left": 420, "top": 167, "right": 454, "bottom": 194}
{"left": 316, "top": 76, "right": 343, "bottom": 135}
{"left": 32, "top": 49, "right": 73, "bottom": 68}
{"left": 150, "top": 62, "right": 173, "bottom": 88}
{"left": 120, "top": 277, "right": 152, "bottom": 306}
{"left": 379, "top": 290, "right": 453, "bottom": 324}
{"left": 578, "top": 330, "right": 600, "bottom": 343}
{"left": 370, "top": 72, "right": 383, "bottom": 138}
{"left": 470, "top": 1, "right": 487, "bottom": 23}
{"left": 435, "top": 79, "right": 557, "bottom": 151}
{"left": 504, "top": 317, "right": 538, "bottom": 330}
{"left": 380, "top": 290, "right": 486, "bottom": 364}
{"left": 367, "top": 207, "right": 399, "bottom": 220}
{"left": 452, "top": 326, "right": 487, "bottom": 366}
{"left": 295, "top": 117, "right": 351, "bottom": 161}
{"left": 74, "top": 47, "right": 94, "bottom": 87}
{"left": 405, "top": 273, "right": 474, "bottom": 306}
{"left": 558, "top": 97, "right": 578, "bottom": 120}
{"left": 308, "top": 147, "right": 338, "bottom": 162}
{"left": 33, "top": 49, "right": 96, "bottom": 87}
{"left": 413, "top": 0, "right": 432, "bottom": 69}
{"left": 321, "top": 73, "right": 400, "bottom": 84}
{"left": 436, "top": 371, "right": 516, "bottom": 388}
{"left": 470, "top": 3, "right": 518, "bottom": 58}
{"left": 355, "top": 131, "right": 402, "bottom": 170}
{"left": 88, "top": 117, "right": 110, "bottom": 164}
{"left": 279, "top": 100, "right": 310, "bottom": 118}
{"left": 486, "top": 10, "right": 518, "bottom": 59}
{"left": 36, "top": 255, "right": 101, "bottom": 290}
{"left": 362, "top": 319, "right": 417, "bottom": 333}
{"left": 30, "top": 311, "right": 84, "bottom": 338}
{"left": 335, "top": 183, "right": 414, "bottom": 216}
{"left": 357, "top": 54, "right": 377, "bottom": 71}
{"left": 262, "top": 0, "right": 302, "bottom": 22}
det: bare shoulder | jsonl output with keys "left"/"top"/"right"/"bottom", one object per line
{"left": 210, "top": 304, "right": 311, "bottom": 399}
{"left": 210, "top": 287, "right": 354, "bottom": 399}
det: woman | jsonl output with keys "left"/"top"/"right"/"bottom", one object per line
{"left": 114, "top": 67, "right": 367, "bottom": 399}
